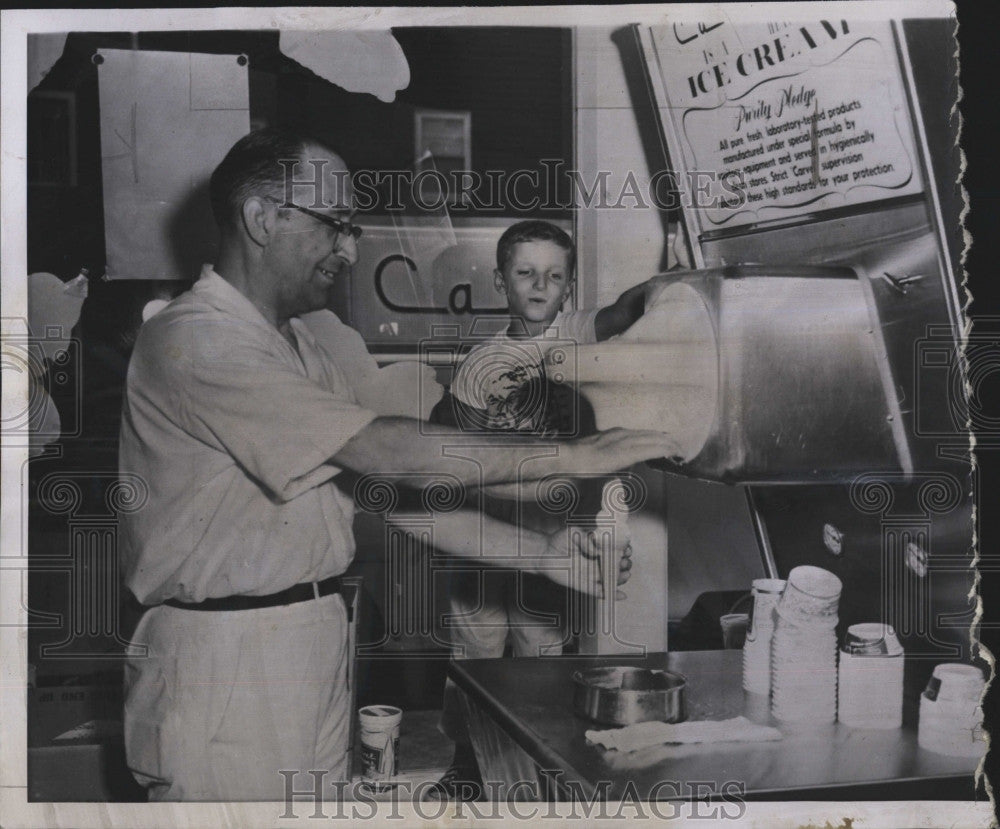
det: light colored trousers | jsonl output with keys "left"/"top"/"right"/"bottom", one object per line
{"left": 439, "top": 568, "right": 567, "bottom": 745}
{"left": 124, "top": 592, "right": 350, "bottom": 801}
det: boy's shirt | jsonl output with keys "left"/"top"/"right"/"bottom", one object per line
{"left": 450, "top": 308, "right": 599, "bottom": 430}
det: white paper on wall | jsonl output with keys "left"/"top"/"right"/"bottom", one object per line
{"left": 97, "top": 49, "right": 249, "bottom": 280}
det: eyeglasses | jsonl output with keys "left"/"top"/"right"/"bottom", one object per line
{"left": 262, "top": 196, "right": 363, "bottom": 240}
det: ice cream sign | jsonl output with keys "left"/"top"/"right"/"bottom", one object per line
{"left": 684, "top": 20, "right": 852, "bottom": 99}
{"left": 648, "top": 18, "right": 923, "bottom": 230}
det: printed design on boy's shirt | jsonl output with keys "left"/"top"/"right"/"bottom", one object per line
{"left": 454, "top": 340, "right": 575, "bottom": 436}
{"left": 457, "top": 341, "right": 546, "bottom": 431}
{"left": 482, "top": 363, "right": 537, "bottom": 429}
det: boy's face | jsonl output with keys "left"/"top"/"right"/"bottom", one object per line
{"left": 494, "top": 240, "right": 574, "bottom": 330}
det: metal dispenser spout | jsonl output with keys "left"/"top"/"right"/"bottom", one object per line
{"left": 550, "top": 265, "right": 911, "bottom": 484}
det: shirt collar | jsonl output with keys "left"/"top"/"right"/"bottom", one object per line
{"left": 193, "top": 264, "right": 325, "bottom": 357}
{"left": 193, "top": 264, "right": 281, "bottom": 333}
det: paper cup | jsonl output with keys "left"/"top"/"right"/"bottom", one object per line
{"left": 918, "top": 692, "right": 985, "bottom": 758}
{"left": 721, "top": 613, "right": 749, "bottom": 649}
{"left": 925, "top": 663, "right": 986, "bottom": 703}
{"left": 742, "top": 579, "right": 786, "bottom": 695}
{"left": 844, "top": 622, "right": 902, "bottom": 656}
{"left": 358, "top": 705, "right": 402, "bottom": 791}
{"left": 752, "top": 578, "right": 788, "bottom": 594}
{"left": 747, "top": 579, "right": 785, "bottom": 637}
{"left": 777, "top": 566, "right": 841, "bottom": 626}
{"left": 770, "top": 622, "right": 838, "bottom": 724}
{"left": 742, "top": 633, "right": 773, "bottom": 695}
{"left": 838, "top": 624, "right": 904, "bottom": 729}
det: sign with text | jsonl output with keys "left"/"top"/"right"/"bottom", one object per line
{"left": 648, "top": 18, "right": 923, "bottom": 231}
{"left": 343, "top": 216, "right": 573, "bottom": 352}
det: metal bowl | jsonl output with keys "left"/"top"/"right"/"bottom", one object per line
{"left": 572, "top": 666, "right": 686, "bottom": 727}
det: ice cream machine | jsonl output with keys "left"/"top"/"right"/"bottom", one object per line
{"left": 587, "top": 14, "right": 972, "bottom": 668}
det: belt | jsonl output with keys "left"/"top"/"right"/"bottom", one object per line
{"left": 163, "top": 575, "right": 343, "bottom": 613}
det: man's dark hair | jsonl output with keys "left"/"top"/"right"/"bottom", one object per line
{"left": 495, "top": 220, "right": 576, "bottom": 275}
{"left": 209, "top": 127, "right": 316, "bottom": 230}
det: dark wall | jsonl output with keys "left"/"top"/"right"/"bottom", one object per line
{"left": 27, "top": 27, "right": 573, "bottom": 279}
{"left": 396, "top": 27, "right": 572, "bottom": 187}
{"left": 275, "top": 27, "right": 574, "bottom": 210}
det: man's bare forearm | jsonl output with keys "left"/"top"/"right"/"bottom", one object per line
{"left": 335, "top": 416, "right": 560, "bottom": 484}
{"left": 333, "top": 417, "right": 678, "bottom": 485}
{"left": 385, "top": 508, "right": 623, "bottom": 598}
{"left": 387, "top": 508, "right": 548, "bottom": 562}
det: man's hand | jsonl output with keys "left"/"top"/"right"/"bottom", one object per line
{"left": 580, "top": 530, "right": 633, "bottom": 600}
{"left": 483, "top": 429, "right": 680, "bottom": 498}
{"left": 595, "top": 280, "right": 648, "bottom": 341}
{"left": 535, "top": 428, "right": 682, "bottom": 479}
{"left": 528, "top": 527, "right": 634, "bottom": 599}
{"left": 385, "top": 508, "right": 634, "bottom": 599}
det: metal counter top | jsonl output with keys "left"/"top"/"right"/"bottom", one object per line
{"left": 448, "top": 650, "right": 980, "bottom": 801}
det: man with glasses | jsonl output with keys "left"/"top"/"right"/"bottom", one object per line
{"left": 118, "top": 127, "right": 676, "bottom": 801}
{"left": 262, "top": 195, "right": 364, "bottom": 239}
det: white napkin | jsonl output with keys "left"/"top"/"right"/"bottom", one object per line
{"left": 586, "top": 716, "right": 782, "bottom": 752}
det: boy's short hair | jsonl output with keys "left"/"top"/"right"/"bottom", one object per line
{"left": 496, "top": 220, "right": 576, "bottom": 275}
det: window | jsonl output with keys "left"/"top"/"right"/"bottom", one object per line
{"left": 413, "top": 109, "right": 471, "bottom": 205}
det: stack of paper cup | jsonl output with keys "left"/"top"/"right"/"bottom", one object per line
{"left": 742, "top": 578, "right": 786, "bottom": 695}
{"left": 770, "top": 566, "right": 842, "bottom": 723}
{"left": 837, "top": 623, "right": 904, "bottom": 728}
{"left": 918, "top": 663, "right": 986, "bottom": 758}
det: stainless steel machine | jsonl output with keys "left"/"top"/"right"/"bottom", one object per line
{"left": 609, "top": 15, "right": 973, "bottom": 671}
{"left": 561, "top": 263, "right": 910, "bottom": 482}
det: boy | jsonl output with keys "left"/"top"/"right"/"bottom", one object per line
{"left": 448, "top": 220, "right": 648, "bottom": 432}
{"left": 428, "top": 220, "right": 654, "bottom": 800}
